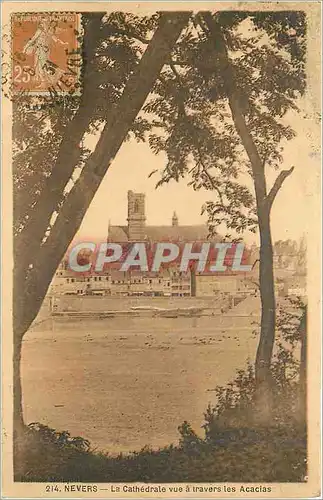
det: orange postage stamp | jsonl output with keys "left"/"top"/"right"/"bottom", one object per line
{"left": 11, "top": 12, "right": 82, "bottom": 95}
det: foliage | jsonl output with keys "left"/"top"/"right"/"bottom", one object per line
{"left": 28, "top": 422, "right": 91, "bottom": 452}
{"left": 12, "top": 11, "right": 191, "bottom": 341}
{"left": 13, "top": 11, "right": 307, "bottom": 240}
{"left": 17, "top": 421, "right": 306, "bottom": 483}
{"left": 11, "top": 11, "right": 308, "bottom": 479}
{"left": 16, "top": 297, "right": 307, "bottom": 483}
{"left": 201, "top": 296, "right": 306, "bottom": 437}
{"left": 13, "top": 12, "right": 158, "bottom": 236}
{"left": 144, "top": 11, "right": 306, "bottom": 238}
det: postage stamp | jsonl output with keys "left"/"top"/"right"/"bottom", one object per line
{"left": 1, "top": 1, "right": 322, "bottom": 499}
{"left": 11, "top": 12, "right": 82, "bottom": 95}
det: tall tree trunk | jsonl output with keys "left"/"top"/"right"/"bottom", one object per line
{"left": 12, "top": 12, "right": 191, "bottom": 459}
{"left": 200, "top": 14, "right": 294, "bottom": 420}
{"left": 14, "top": 14, "right": 104, "bottom": 289}
{"left": 255, "top": 207, "right": 276, "bottom": 418}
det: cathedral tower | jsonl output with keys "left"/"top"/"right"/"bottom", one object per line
{"left": 127, "top": 190, "right": 146, "bottom": 241}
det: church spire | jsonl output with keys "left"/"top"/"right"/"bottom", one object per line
{"left": 172, "top": 211, "right": 178, "bottom": 227}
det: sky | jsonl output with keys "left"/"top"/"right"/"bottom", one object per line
{"left": 75, "top": 8, "right": 321, "bottom": 247}
{"left": 75, "top": 105, "right": 320, "bottom": 246}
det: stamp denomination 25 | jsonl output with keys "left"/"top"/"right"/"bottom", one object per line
{"left": 11, "top": 12, "right": 82, "bottom": 95}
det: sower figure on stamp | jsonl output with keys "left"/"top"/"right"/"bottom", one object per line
{"left": 22, "top": 18, "right": 67, "bottom": 87}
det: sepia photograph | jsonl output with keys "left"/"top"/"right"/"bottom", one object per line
{"left": 1, "top": 2, "right": 321, "bottom": 498}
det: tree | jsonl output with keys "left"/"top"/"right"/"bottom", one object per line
{"left": 11, "top": 9, "right": 307, "bottom": 446}
{"left": 275, "top": 297, "right": 307, "bottom": 423}
{"left": 200, "top": 296, "right": 307, "bottom": 436}
{"left": 12, "top": 11, "right": 191, "bottom": 440}
{"left": 144, "top": 11, "right": 306, "bottom": 417}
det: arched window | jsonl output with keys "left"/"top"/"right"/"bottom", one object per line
{"left": 134, "top": 199, "right": 139, "bottom": 213}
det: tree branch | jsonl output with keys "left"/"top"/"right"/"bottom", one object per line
{"left": 14, "top": 15, "right": 105, "bottom": 277}
{"left": 14, "top": 12, "right": 191, "bottom": 336}
{"left": 167, "top": 59, "right": 226, "bottom": 207}
{"left": 199, "top": 13, "right": 268, "bottom": 209}
{"left": 252, "top": 258, "right": 260, "bottom": 270}
{"left": 100, "top": 24, "right": 151, "bottom": 44}
{"left": 266, "top": 166, "right": 294, "bottom": 209}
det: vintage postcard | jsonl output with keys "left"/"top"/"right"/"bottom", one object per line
{"left": 1, "top": 1, "right": 321, "bottom": 498}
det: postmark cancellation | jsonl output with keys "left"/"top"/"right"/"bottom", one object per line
{"left": 11, "top": 12, "right": 82, "bottom": 96}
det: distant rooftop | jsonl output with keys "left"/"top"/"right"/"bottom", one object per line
{"left": 108, "top": 224, "right": 219, "bottom": 242}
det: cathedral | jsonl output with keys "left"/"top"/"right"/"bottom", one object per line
{"left": 104, "top": 191, "right": 254, "bottom": 298}
{"left": 51, "top": 191, "right": 256, "bottom": 299}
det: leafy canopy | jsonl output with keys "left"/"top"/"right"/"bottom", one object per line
{"left": 143, "top": 11, "right": 306, "bottom": 238}
{"left": 13, "top": 11, "right": 306, "bottom": 240}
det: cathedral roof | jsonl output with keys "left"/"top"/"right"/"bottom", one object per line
{"left": 108, "top": 225, "right": 129, "bottom": 242}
